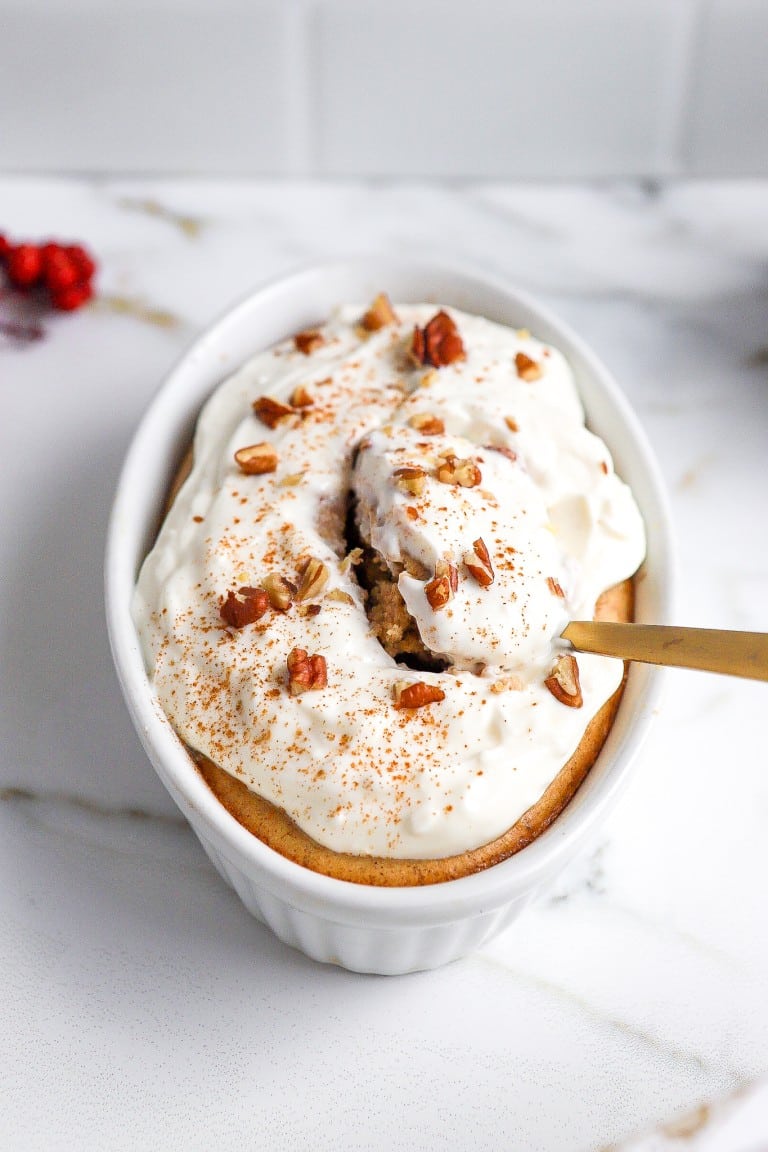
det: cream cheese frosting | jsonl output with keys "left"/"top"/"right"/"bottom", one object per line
{"left": 133, "top": 301, "right": 645, "bottom": 859}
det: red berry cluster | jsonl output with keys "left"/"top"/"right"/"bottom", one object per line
{"left": 0, "top": 233, "right": 96, "bottom": 311}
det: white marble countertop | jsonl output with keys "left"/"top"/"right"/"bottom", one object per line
{"left": 1, "top": 178, "right": 767, "bottom": 1151}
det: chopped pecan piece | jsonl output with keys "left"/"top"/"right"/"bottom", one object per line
{"left": 253, "top": 396, "right": 296, "bottom": 428}
{"left": 298, "top": 603, "right": 322, "bottom": 618}
{"left": 360, "top": 292, "right": 399, "bottom": 331}
{"left": 425, "top": 573, "right": 451, "bottom": 611}
{"left": 234, "top": 442, "right": 278, "bottom": 475}
{"left": 425, "top": 559, "right": 458, "bottom": 610}
{"left": 296, "top": 557, "right": 329, "bottom": 601}
{"left": 547, "top": 576, "right": 565, "bottom": 598}
{"left": 411, "top": 310, "right": 465, "bottom": 368}
{"left": 325, "top": 589, "right": 355, "bottom": 605}
{"left": 515, "top": 352, "right": 543, "bottom": 382}
{"left": 408, "top": 411, "right": 445, "bottom": 436}
{"left": 464, "top": 538, "right": 494, "bottom": 587}
{"left": 437, "top": 454, "right": 482, "bottom": 488}
{"left": 394, "top": 465, "right": 428, "bottom": 497}
{"left": 544, "top": 653, "right": 583, "bottom": 708}
{"left": 290, "top": 384, "right": 314, "bottom": 408}
{"left": 440, "top": 558, "right": 459, "bottom": 592}
{"left": 393, "top": 680, "right": 446, "bottom": 709}
{"left": 262, "top": 573, "right": 297, "bottom": 612}
{"left": 287, "top": 648, "right": 328, "bottom": 695}
{"left": 220, "top": 586, "right": 269, "bottom": 629}
{"left": 340, "top": 547, "right": 363, "bottom": 574}
{"left": 490, "top": 675, "right": 524, "bottom": 694}
{"left": 277, "top": 471, "right": 305, "bottom": 488}
{"left": 294, "top": 329, "right": 324, "bottom": 355}
{"left": 485, "top": 443, "right": 517, "bottom": 463}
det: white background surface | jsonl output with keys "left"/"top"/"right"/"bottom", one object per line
{"left": 1, "top": 177, "right": 767, "bottom": 1149}
{"left": 1, "top": 0, "right": 767, "bottom": 177}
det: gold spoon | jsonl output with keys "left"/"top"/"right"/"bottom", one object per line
{"left": 562, "top": 622, "right": 768, "bottom": 682}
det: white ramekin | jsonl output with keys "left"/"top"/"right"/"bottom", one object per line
{"left": 105, "top": 258, "right": 673, "bottom": 975}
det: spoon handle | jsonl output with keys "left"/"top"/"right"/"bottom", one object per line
{"left": 562, "top": 622, "right": 768, "bottom": 682}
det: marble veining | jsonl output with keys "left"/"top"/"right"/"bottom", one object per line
{"left": 95, "top": 293, "right": 185, "bottom": 331}
{"left": 116, "top": 197, "right": 207, "bottom": 239}
{"left": 474, "top": 951, "right": 737, "bottom": 1086}
{"left": 1, "top": 176, "right": 767, "bottom": 1151}
{"left": 0, "top": 785, "right": 186, "bottom": 829}
{"left": 604, "top": 1077, "right": 768, "bottom": 1150}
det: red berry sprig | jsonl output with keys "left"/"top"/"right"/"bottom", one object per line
{"left": 0, "top": 233, "right": 97, "bottom": 311}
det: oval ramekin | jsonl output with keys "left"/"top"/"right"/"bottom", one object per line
{"left": 105, "top": 258, "right": 673, "bottom": 975}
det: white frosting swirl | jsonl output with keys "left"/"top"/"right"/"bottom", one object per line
{"left": 133, "top": 303, "right": 645, "bottom": 859}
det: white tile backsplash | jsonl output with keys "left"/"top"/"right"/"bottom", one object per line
{"left": 686, "top": 0, "right": 768, "bottom": 175}
{"left": 0, "top": 0, "right": 764, "bottom": 177}
{"left": 0, "top": 2, "right": 292, "bottom": 174}
{"left": 313, "top": 0, "right": 695, "bottom": 178}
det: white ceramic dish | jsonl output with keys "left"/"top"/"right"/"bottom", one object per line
{"left": 105, "top": 258, "right": 673, "bottom": 975}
